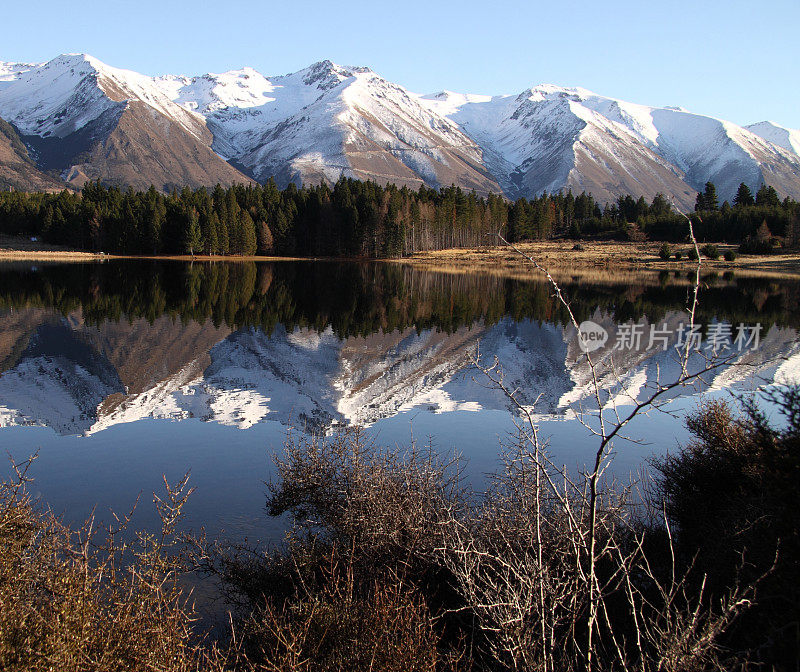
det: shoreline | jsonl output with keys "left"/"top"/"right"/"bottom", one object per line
{"left": 2, "top": 239, "right": 799, "bottom": 278}
{"left": 394, "top": 240, "right": 800, "bottom": 279}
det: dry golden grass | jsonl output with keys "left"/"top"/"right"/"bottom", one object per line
{"left": 0, "top": 235, "right": 105, "bottom": 261}
{"left": 397, "top": 240, "right": 800, "bottom": 280}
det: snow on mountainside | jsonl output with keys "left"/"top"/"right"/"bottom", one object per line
{"left": 0, "top": 54, "right": 251, "bottom": 190}
{"left": 0, "top": 52, "right": 799, "bottom": 202}
{"left": 0, "top": 54, "right": 205, "bottom": 140}
{"left": 157, "top": 60, "right": 502, "bottom": 192}
{"left": 155, "top": 67, "right": 276, "bottom": 116}
{"left": 0, "top": 61, "right": 41, "bottom": 91}
{"left": 421, "top": 85, "right": 800, "bottom": 204}
{"left": 746, "top": 121, "right": 800, "bottom": 156}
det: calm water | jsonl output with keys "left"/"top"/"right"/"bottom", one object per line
{"left": 1, "top": 260, "right": 798, "bottom": 543}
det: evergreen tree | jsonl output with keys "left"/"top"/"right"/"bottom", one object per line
{"left": 756, "top": 184, "right": 780, "bottom": 208}
{"left": 703, "top": 182, "right": 718, "bottom": 211}
{"left": 239, "top": 210, "right": 258, "bottom": 256}
{"left": 695, "top": 191, "right": 705, "bottom": 212}
{"left": 734, "top": 183, "right": 755, "bottom": 207}
{"left": 650, "top": 193, "right": 671, "bottom": 217}
{"left": 212, "top": 212, "right": 228, "bottom": 255}
{"left": 183, "top": 209, "right": 202, "bottom": 256}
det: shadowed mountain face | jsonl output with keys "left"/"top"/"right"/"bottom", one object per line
{"left": 0, "top": 260, "right": 798, "bottom": 436}
{"left": 20, "top": 102, "right": 253, "bottom": 191}
{"left": 0, "top": 55, "right": 252, "bottom": 191}
{"left": 1, "top": 55, "right": 799, "bottom": 201}
{"left": 0, "top": 116, "right": 64, "bottom": 191}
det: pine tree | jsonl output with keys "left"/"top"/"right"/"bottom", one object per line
{"left": 702, "top": 182, "right": 718, "bottom": 211}
{"left": 695, "top": 191, "right": 705, "bottom": 212}
{"left": 756, "top": 184, "right": 780, "bottom": 208}
{"left": 183, "top": 209, "right": 202, "bottom": 257}
{"left": 212, "top": 212, "right": 228, "bottom": 255}
{"left": 240, "top": 210, "right": 257, "bottom": 256}
{"left": 734, "top": 183, "right": 755, "bottom": 207}
{"left": 202, "top": 212, "right": 218, "bottom": 255}
{"left": 651, "top": 193, "right": 671, "bottom": 217}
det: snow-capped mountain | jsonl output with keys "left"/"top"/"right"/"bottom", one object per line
{"left": 421, "top": 86, "right": 800, "bottom": 206}
{"left": 0, "top": 54, "right": 251, "bottom": 190}
{"left": 746, "top": 121, "right": 800, "bottom": 157}
{"left": 155, "top": 60, "right": 501, "bottom": 192}
{"left": 0, "top": 53, "right": 799, "bottom": 203}
{"left": 0, "top": 61, "right": 40, "bottom": 91}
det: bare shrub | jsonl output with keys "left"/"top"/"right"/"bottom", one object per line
{"left": 266, "top": 427, "right": 467, "bottom": 565}
{"left": 235, "top": 549, "right": 454, "bottom": 672}
{"left": 0, "top": 457, "right": 225, "bottom": 672}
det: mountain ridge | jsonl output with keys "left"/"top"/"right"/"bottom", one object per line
{"left": 0, "top": 53, "right": 798, "bottom": 204}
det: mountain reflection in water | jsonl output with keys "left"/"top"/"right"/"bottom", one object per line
{"left": 0, "top": 260, "right": 798, "bottom": 435}
{"left": 0, "top": 260, "right": 798, "bottom": 539}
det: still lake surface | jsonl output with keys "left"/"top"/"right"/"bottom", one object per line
{"left": 1, "top": 259, "right": 798, "bottom": 543}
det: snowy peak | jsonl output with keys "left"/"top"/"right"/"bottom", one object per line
{"left": 298, "top": 59, "right": 371, "bottom": 89}
{"left": 0, "top": 52, "right": 799, "bottom": 202}
{"left": 746, "top": 121, "right": 800, "bottom": 156}
{"left": 0, "top": 61, "right": 42, "bottom": 90}
{"left": 185, "top": 58, "right": 502, "bottom": 192}
{"left": 417, "top": 81, "right": 800, "bottom": 203}
{"left": 155, "top": 67, "right": 277, "bottom": 115}
{"left": 0, "top": 54, "right": 118, "bottom": 137}
{"left": 0, "top": 53, "right": 207, "bottom": 141}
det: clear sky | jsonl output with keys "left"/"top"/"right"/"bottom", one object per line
{"left": 3, "top": 0, "right": 798, "bottom": 128}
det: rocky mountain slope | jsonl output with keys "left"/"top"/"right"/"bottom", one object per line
{"left": 0, "top": 55, "right": 252, "bottom": 190}
{"left": 1, "top": 54, "right": 798, "bottom": 204}
{"left": 0, "top": 116, "right": 65, "bottom": 191}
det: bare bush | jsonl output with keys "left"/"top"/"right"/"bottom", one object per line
{"left": 0, "top": 457, "right": 225, "bottom": 672}
{"left": 234, "top": 548, "right": 455, "bottom": 672}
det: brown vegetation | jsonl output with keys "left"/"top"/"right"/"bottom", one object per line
{"left": 3, "top": 389, "right": 797, "bottom": 671}
{"left": 0, "top": 461, "right": 226, "bottom": 671}
{"left": 398, "top": 240, "right": 800, "bottom": 279}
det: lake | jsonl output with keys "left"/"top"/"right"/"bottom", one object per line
{"left": 1, "top": 259, "right": 798, "bottom": 544}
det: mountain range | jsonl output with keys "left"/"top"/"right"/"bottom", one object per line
{"left": 1, "top": 54, "right": 799, "bottom": 207}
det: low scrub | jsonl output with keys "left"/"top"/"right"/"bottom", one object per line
{"left": 5, "top": 387, "right": 799, "bottom": 670}
{"left": 0, "top": 465, "right": 226, "bottom": 672}
{"left": 202, "top": 399, "right": 798, "bottom": 671}
{"left": 738, "top": 236, "right": 780, "bottom": 255}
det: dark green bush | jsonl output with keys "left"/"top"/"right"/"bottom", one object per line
{"left": 724, "top": 249, "right": 737, "bottom": 262}
{"left": 739, "top": 236, "right": 777, "bottom": 255}
{"left": 700, "top": 243, "right": 720, "bottom": 260}
{"left": 654, "top": 387, "right": 800, "bottom": 669}
{"left": 658, "top": 242, "right": 672, "bottom": 260}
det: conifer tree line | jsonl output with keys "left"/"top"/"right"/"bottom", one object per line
{"left": 0, "top": 177, "right": 797, "bottom": 256}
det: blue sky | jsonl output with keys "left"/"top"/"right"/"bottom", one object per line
{"left": 4, "top": 0, "right": 798, "bottom": 128}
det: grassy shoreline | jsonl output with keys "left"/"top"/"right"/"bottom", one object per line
{"left": 2, "top": 235, "right": 800, "bottom": 278}
{"left": 395, "top": 240, "right": 800, "bottom": 277}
